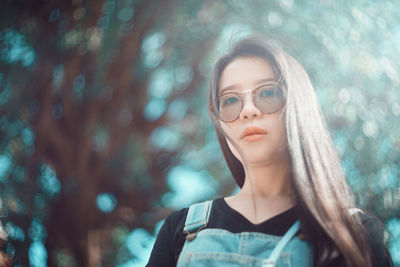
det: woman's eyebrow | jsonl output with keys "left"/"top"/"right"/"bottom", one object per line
{"left": 219, "top": 77, "right": 275, "bottom": 95}
{"left": 219, "top": 84, "right": 237, "bottom": 95}
{"left": 255, "top": 78, "right": 275, "bottom": 86}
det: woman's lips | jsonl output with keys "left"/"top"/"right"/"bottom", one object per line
{"left": 242, "top": 133, "right": 266, "bottom": 141}
{"left": 240, "top": 127, "right": 268, "bottom": 141}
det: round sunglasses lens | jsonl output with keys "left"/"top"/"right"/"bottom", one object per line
{"left": 218, "top": 94, "right": 242, "bottom": 122}
{"left": 254, "top": 86, "right": 284, "bottom": 113}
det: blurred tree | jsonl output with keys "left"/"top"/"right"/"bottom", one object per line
{"left": 0, "top": 0, "right": 399, "bottom": 266}
{"left": 0, "top": 0, "right": 217, "bottom": 265}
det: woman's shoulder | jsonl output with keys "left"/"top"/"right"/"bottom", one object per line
{"left": 350, "top": 209, "right": 384, "bottom": 244}
{"left": 165, "top": 198, "right": 218, "bottom": 226}
{"left": 163, "top": 199, "right": 217, "bottom": 235}
{"left": 353, "top": 209, "right": 392, "bottom": 266}
{"left": 168, "top": 206, "right": 189, "bottom": 218}
{"left": 162, "top": 206, "right": 189, "bottom": 234}
{"left": 353, "top": 209, "right": 384, "bottom": 235}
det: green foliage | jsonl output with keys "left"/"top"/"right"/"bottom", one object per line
{"left": 0, "top": 0, "right": 399, "bottom": 266}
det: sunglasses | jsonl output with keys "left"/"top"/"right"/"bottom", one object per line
{"left": 212, "top": 83, "right": 285, "bottom": 122}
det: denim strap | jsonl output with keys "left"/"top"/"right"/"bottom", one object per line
{"left": 265, "top": 220, "right": 300, "bottom": 266}
{"left": 183, "top": 200, "right": 213, "bottom": 240}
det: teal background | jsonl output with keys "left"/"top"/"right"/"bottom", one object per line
{"left": 0, "top": 0, "right": 399, "bottom": 266}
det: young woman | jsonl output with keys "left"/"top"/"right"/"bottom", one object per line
{"left": 146, "top": 36, "right": 393, "bottom": 267}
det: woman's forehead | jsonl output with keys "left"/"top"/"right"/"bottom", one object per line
{"left": 218, "top": 56, "right": 275, "bottom": 93}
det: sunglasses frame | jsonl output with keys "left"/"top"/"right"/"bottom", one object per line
{"left": 211, "top": 83, "right": 285, "bottom": 122}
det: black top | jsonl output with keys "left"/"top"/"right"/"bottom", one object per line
{"left": 146, "top": 197, "right": 390, "bottom": 266}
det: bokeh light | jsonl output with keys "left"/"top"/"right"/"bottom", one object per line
{"left": 0, "top": 0, "right": 399, "bottom": 266}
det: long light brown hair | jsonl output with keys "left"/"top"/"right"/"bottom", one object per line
{"left": 207, "top": 36, "right": 373, "bottom": 267}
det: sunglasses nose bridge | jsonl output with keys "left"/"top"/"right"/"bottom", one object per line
{"left": 238, "top": 90, "right": 262, "bottom": 120}
{"left": 240, "top": 90, "right": 256, "bottom": 108}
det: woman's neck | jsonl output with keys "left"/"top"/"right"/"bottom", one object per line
{"left": 239, "top": 155, "right": 294, "bottom": 200}
{"left": 225, "top": 157, "right": 296, "bottom": 224}
{"left": 224, "top": 150, "right": 296, "bottom": 224}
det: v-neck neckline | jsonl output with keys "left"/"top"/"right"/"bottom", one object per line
{"left": 216, "top": 197, "right": 297, "bottom": 227}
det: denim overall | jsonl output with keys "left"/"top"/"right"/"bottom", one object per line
{"left": 177, "top": 200, "right": 313, "bottom": 267}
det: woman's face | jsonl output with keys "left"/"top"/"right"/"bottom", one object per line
{"left": 218, "top": 56, "right": 289, "bottom": 166}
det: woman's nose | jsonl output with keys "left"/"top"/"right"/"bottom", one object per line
{"left": 239, "top": 96, "right": 262, "bottom": 121}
